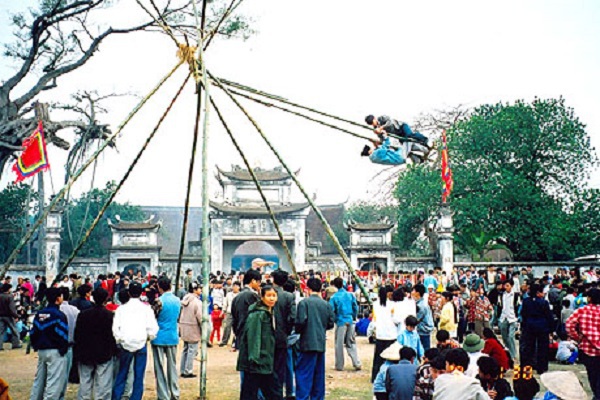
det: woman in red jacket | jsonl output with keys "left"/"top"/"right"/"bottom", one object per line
{"left": 482, "top": 327, "right": 511, "bottom": 372}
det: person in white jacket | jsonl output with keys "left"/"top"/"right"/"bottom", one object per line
{"left": 371, "top": 286, "right": 397, "bottom": 382}
{"left": 112, "top": 282, "right": 158, "bottom": 400}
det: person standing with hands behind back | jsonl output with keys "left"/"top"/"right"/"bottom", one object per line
{"left": 295, "top": 278, "right": 335, "bottom": 400}
{"left": 237, "top": 285, "right": 282, "bottom": 400}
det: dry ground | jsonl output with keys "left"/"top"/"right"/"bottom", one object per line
{"left": 0, "top": 335, "right": 593, "bottom": 399}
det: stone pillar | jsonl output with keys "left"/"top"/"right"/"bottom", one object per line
{"left": 44, "top": 207, "right": 63, "bottom": 283}
{"left": 436, "top": 203, "right": 454, "bottom": 276}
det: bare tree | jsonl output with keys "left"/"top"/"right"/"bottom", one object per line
{"left": 0, "top": 0, "right": 252, "bottom": 179}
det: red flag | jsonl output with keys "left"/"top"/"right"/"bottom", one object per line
{"left": 12, "top": 121, "right": 50, "bottom": 182}
{"left": 441, "top": 129, "right": 453, "bottom": 202}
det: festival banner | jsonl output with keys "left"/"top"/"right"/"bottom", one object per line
{"left": 441, "top": 129, "right": 453, "bottom": 202}
{"left": 12, "top": 121, "right": 50, "bottom": 182}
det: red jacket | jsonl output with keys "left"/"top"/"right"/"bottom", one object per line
{"left": 483, "top": 338, "right": 510, "bottom": 372}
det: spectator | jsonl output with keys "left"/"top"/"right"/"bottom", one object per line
{"left": 371, "top": 286, "right": 399, "bottom": 382}
{"left": 481, "top": 328, "right": 510, "bottom": 373}
{"left": 476, "top": 356, "right": 513, "bottom": 400}
{"left": 432, "top": 348, "right": 490, "bottom": 400}
{"left": 329, "top": 277, "right": 361, "bottom": 371}
{"left": 151, "top": 277, "right": 181, "bottom": 400}
{"left": 498, "top": 279, "right": 520, "bottom": 361}
{"left": 0, "top": 284, "right": 22, "bottom": 350}
{"left": 539, "top": 371, "right": 587, "bottom": 400}
{"left": 566, "top": 288, "right": 600, "bottom": 398}
{"left": 555, "top": 331, "right": 578, "bottom": 364}
{"left": 70, "top": 284, "right": 93, "bottom": 311}
{"left": 355, "top": 311, "right": 371, "bottom": 337}
{"left": 411, "top": 284, "right": 434, "bottom": 351}
{"left": 436, "top": 330, "right": 460, "bottom": 351}
{"left": 210, "top": 304, "right": 224, "bottom": 344}
{"left": 439, "top": 292, "right": 458, "bottom": 338}
{"left": 112, "top": 282, "right": 159, "bottom": 400}
{"left": 295, "top": 277, "right": 334, "bottom": 400}
{"left": 385, "top": 347, "right": 418, "bottom": 400}
{"left": 373, "top": 342, "right": 401, "bottom": 400}
{"left": 179, "top": 282, "right": 203, "bottom": 378}
{"left": 58, "top": 287, "right": 80, "bottom": 398}
{"left": 520, "top": 283, "right": 553, "bottom": 374}
{"left": 236, "top": 285, "right": 281, "bottom": 400}
{"left": 462, "top": 333, "right": 487, "bottom": 378}
{"left": 413, "top": 348, "right": 439, "bottom": 400}
{"left": 73, "top": 288, "right": 118, "bottom": 400}
{"left": 219, "top": 281, "right": 240, "bottom": 347}
{"left": 396, "top": 316, "right": 423, "bottom": 365}
{"left": 29, "top": 287, "right": 69, "bottom": 400}
{"left": 271, "top": 270, "right": 297, "bottom": 397}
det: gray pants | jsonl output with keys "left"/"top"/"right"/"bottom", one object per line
{"left": 334, "top": 323, "right": 361, "bottom": 371}
{"left": 59, "top": 347, "right": 73, "bottom": 400}
{"left": 220, "top": 314, "right": 233, "bottom": 345}
{"left": 152, "top": 345, "right": 180, "bottom": 400}
{"left": 30, "top": 349, "right": 68, "bottom": 400}
{"left": 500, "top": 319, "right": 518, "bottom": 360}
{"left": 0, "top": 316, "right": 21, "bottom": 348}
{"left": 77, "top": 361, "right": 113, "bottom": 400}
{"left": 180, "top": 342, "right": 198, "bottom": 375}
{"left": 474, "top": 320, "right": 490, "bottom": 338}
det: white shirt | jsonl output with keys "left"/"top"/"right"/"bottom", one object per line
{"left": 59, "top": 302, "right": 80, "bottom": 343}
{"left": 499, "top": 290, "right": 518, "bottom": 324}
{"left": 113, "top": 298, "right": 159, "bottom": 352}
{"left": 373, "top": 301, "right": 398, "bottom": 340}
{"left": 465, "top": 352, "right": 487, "bottom": 378}
{"left": 393, "top": 299, "right": 417, "bottom": 334}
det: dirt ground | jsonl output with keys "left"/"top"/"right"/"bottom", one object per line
{"left": 0, "top": 335, "right": 593, "bottom": 399}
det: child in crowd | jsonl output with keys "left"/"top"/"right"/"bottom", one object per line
{"left": 397, "top": 316, "right": 424, "bottom": 365}
{"left": 373, "top": 342, "right": 401, "bottom": 400}
{"left": 476, "top": 356, "right": 513, "bottom": 400}
{"left": 413, "top": 348, "right": 440, "bottom": 400}
{"left": 436, "top": 329, "right": 460, "bottom": 351}
{"left": 558, "top": 300, "right": 574, "bottom": 335}
{"left": 210, "top": 304, "right": 224, "bottom": 344}
{"left": 555, "top": 331, "right": 578, "bottom": 364}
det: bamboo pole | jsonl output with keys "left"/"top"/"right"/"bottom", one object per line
{"left": 192, "top": 0, "right": 212, "bottom": 397}
{"left": 0, "top": 60, "right": 184, "bottom": 280}
{"left": 56, "top": 73, "right": 191, "bottom": 283}
{"left": 209, "top": 71, "right": 372, "bottom": 305}
{"left": 208, "top": 94, "right": 297, "bottom": 276}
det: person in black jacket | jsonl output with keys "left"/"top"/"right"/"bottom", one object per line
{"left": 520, "top": 283, "right": 554, "bottom": 373}
{"left": 231, "top": 269, "right": 262, "bottom": 338}
{"left": 74, "top": 288, "right": 118, "bottom": 400}
{"left": 70, "top": 284, "right": 93, "bottom": 311}
{"left": 271, "top": 270, "right": 296, "bottom": 397}
{"left": 295, "top": 278, "right": 334, "bottom": 400}
{"left": 0, "top": 283, "right": 22, "bottom": 350}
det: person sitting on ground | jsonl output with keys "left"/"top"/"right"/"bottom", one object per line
{"left": 436, "top": 329, "right": 460, "bottom": 351}
{"left": 463, "top": 333, "right": 488, "bottom": 378}
{"left": 432, "top": 348, "right": 491, "bottom": 400}
{"left": 355, "top": 311, "right": 371, "bottom": 337}
{"left": 511, "top": 365, "right": 539, "bottom": 400}
{"left": 476, "top": 356, "right": 513, "bottom": 400}
{"left": 481, "top": 328, "right": 511, "bottom": 373}
{"left": 365, "top": 115, "right": 429, "bottom": 146}
{"left": 539, "top": 371, "right": 587, "bottom": 400}
{"left": 385, "top": 346, "right": 419, "bottom": 400}
{"left": 373, "top": 342, "right": 401, "bottom": 400}
{"left": 397, "top": 316, "right": 424, "bottom": 365}
{"left": 555, "top": 331, "right": 578, "bottom": 364}
{"left": 429, "top": 352, "right": 447, "bottom": 380}
{"left": 413, "top": 348, "right": 439, "bottom": 400}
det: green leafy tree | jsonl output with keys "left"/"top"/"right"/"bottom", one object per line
{"left": 394, "top": 98, "right": 600, "bottom": 260}
{"left": 0, "top": 184, "right": 37, "bottom": 263}
{"left": 61, "top": 181, "right": 145, "bottom": 258}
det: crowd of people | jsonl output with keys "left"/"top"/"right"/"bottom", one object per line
{"left": 1, "top": 263, "right": 599, "bottom": 400}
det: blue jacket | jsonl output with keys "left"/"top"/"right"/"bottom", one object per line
{"left": 385, "top": 360, "right": 418, "bottom": 400}
{"left": 152, "top": 292, "right": 181, "bottom": 346}
{"left": 415, "top": 298, "right": 434, "bottom": 335}
{"left": 520, "top": 297, "right": 554, "bottom": 334}
{"left": 370, "top": 138, "right": 405, "bottom": 165}
{"left": 329, "top": 288, "right": 358, "bottom": 325}
{"left": 373, "top": 360, "right": 394, "bottom": 393}
{"left": 356, "top": 317, "right": 371, "bottom": 336}
{"left": 397, "top": 329, "right": 424, "bottom": 364}
{"left": 30, "top": 304, "right": 69, "bottom": 355}
{"left": 423, "top": 276, "right": 438, "bottom": 290}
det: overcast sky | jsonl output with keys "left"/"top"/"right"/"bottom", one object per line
{"left": 1, "top": 0, "right": 599, "bottom": 207}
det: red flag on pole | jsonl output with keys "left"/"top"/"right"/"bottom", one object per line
{"left": 441, "top": 129, "right": 453, "bottom": 203}
{"left": 12, "top": 121, "right": 50, "bottom": 182}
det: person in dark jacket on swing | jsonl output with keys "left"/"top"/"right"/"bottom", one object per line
{"left": 365, "top": 115, "right": 429, "bottom": 146}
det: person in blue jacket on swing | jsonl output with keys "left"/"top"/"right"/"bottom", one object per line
{"left": 361, "top": 133, "right": 410, "bottom": 165}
